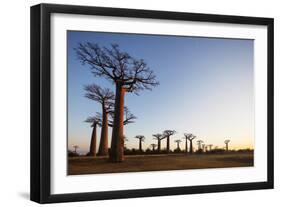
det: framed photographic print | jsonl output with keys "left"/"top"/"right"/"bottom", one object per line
{"left": 30, "top": 3, "right": 274, "bottom": 203}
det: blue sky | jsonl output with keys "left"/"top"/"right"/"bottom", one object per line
{"left": 67, "top": 31, "right": 254, "bottom": 154}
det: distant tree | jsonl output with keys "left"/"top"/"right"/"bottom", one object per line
{"left": 184, "top": 133, "right": 196, "bottom": 154}
{"left": 197, "top": 140, "right": 204, "bottom": 151}
{"left": 135, "top": 135, "right": 145, "bottom": 152}
{"left": 73, "top": 145, "right": 79, "bottom": 154}
{"left": 84, "top": 84, "right": 114, "bottom": 156}
{"left": 151, "top": 143, "right": 157, "bottom": 151}
{"left": 76, "top": 43, "right": 159, "bottom": 162}
{"left": 174, "top": 139, "right": 182, "bottom": 150}
{"left": 224, "top": 139, "right": 230, "bottom": 151}
{"left": 85, "top": 116, "right": 101, "bottom": 156}
{"left": 202, "top": 144, "right": 205, "bottom": 152}
{"left": 153, "top": 133, "right": 165, "bottom": 153}
{"left": 163, "top": 130, "right": 176, "bottom": 153}
{"left": 204, "top": 145, "right": 208, "bottom": 152}
{"left": 208, "top": 144, "right": 213, "bottom": 151}
{"left": 182, "top": 136, "right": 189, "bottom": 153}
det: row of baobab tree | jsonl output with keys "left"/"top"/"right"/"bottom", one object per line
{"left": 75, "top": 43, "right": 233, "bottom": 162}
{"left": 80, "top": 123, "right": 232, "bottom": 156}
{"left": 134, "top": 133, "right": 231, "bottom": 154}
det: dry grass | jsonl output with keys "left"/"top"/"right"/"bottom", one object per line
{"left": 68, "top": 152, "right": 253, "bottom": 175}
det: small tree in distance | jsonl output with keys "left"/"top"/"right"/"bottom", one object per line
{"left": 208, "top": 144, "right": 213, "bottom": 151}
{"left": 184, "top": 133, "right": 196, "bottom": 154}
{"left": 197, "top": 140, "right": 204, "bottom": 151}
{"left": 151, "top": 143, "right": 157, "bottom": 151}
{"left": 225, "top": 139, "right": 230, "bottom": 151}
{"left": 163, "top": 130, "right": 176, "bottom": 153}
{"left": 174, "top": 139, "right": 182, "bottom": 150}
{"left": 135, "top": 135, "right": 145, "bottom": 152}
{"left": 73, "top": 145, "right": 79, "bottom": 154}
{"left": 153, "top": 133, "right": 165, "bottom": 153}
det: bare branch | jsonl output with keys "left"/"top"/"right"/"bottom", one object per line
{"left": 135, "top": 135, "right": 145, "bottom": 141}
{"left": 84, "top": 115, "right": 101, "bottom": 127}
{"left": 106, "top": 107, "right": 137, "bottom": 127}
{"left": 75, "top": 43, "right": 159, "bottom": 93}
{"left": 84, "top": 83, "right": 114, "bottom": 109}
{"left": 163, "top": 130, "right": 176, "bottom": 138}
{"left": 184, "top": 133, "right": 196, "bottom": 141}
{"left": 153, "top": 133, "right": 165, "bottom": 140}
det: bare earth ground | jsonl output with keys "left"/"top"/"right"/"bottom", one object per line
{"left": 68, "top": 152, "right": 253, "bottom": 175}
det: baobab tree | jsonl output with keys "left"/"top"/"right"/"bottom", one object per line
{"left": 153, "top": 133, "right": 165, "bottom": 153}
{"left": 73, "top": 145, "right": 79, "bottom": 154}
{"left": 184, "top": 133, "right": 196, "bottom": 154}
{"left": 225, "top": 139, "right": 230, "bottom": 151}
{"left": 84, "top": 84, "right": 114, "bottom": 156}
{"left": 76, "top": 43, "right": 159, "bottom": 162}
{"left": 135, "top": 135, "right": 145, "bottom": 152}
{"left": 204, "top": 145, "right": 208, "bottom": 152}
{"left": 163, "top": 130, "right": 176, "bottom": 153}
{"left": 202, "top": 144, "right": 205, "bottom": 152}
{"left": 197, "top": 140, "right": 204, "bottom": 151}
{"left": 174, "top": 139, "right": 182, "bottom": 150}
{"left": 85, "top": 116, "right": 101, "bottom": 156}
{"left": 182, "top": 136, "right": 189, "bottom": 153}
{"left": 151, "top": 143, "right": 157, "bottom": 151}
{"left": 208, "top": 144, "right": 213, "bottom": 151}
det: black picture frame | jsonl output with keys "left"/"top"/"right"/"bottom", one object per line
{"left": 30, "top": 3, "right": 274, "bottom": 204}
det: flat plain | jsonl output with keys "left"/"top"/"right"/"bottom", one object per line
{"left": 68, "top": 152, "right": 253, "bottom": 175}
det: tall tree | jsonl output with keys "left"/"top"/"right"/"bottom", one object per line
{"left": 153, "top": 133, "right": 165, "bottom": 153}
{"left": 84, "top": 84, "right": 114, "bottom": 156}
{"left": 85, "top": 116, "right": 101, "bottom": 156}
{"left": 163, "top": 130, "right": 176, "bottom": 153}
{"left": 76, "top": 43, "right": 159, "bottom": 162}
{"left": 224, "top": 139, "right": 230, "bottom": 151}
{"left": 174, "top": 139, "right": 182, "bottom": 150}
{"left": 184, "top": 133, "right": 196, "bottom": 154}
{"left": 135, "top": 135, "right": 145, "bottom": 152}
{"left": 182, "top": 136, "right": 189, "bottom": 153}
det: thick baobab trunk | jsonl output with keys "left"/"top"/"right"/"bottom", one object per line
{"left": 185, "top": 139, "right": 188, "bottom": 153}
{"left": 89, "top": 123, "right": 97, "bottom": 156}
{"left": 158, "top": 139, "right": 161, "bottom": 152}
{"left": 189, "top": 141, "right": 193, "bottom": 154}
{"left": 110, "top": 82, "right": 125, "bottom": 162}
{"left": 98, "top": 106, "right": 108, "bottom": 156}
{"left": 166, "top": 136, "right": 170, "bottom": 153}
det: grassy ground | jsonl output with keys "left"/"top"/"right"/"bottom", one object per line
{"left": 68, "top": 152, "right": 253, "bottom": 175}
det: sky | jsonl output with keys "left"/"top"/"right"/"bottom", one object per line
{"left": 67, "top": 31, "right": 254, "bottom": 154}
